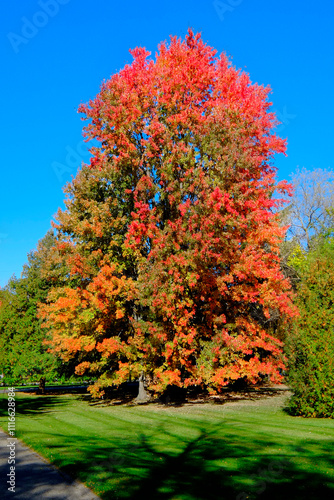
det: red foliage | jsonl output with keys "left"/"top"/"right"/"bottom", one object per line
{"left": 40, "top": 30, "right": 296, "bottom": 395}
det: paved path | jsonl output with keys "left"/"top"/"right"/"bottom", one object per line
{"left": 0, "top": 430, "right": 100, "bottom": 499}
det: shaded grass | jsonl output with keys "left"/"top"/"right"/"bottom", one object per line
{"left": 1, "top": 391, "right": 334, "bottom": 499}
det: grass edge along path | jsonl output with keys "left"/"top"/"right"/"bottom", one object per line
{"left": 1, "top": 390, "right": 334, "bottom": 499}
{"left": 0, "top": 428, "right": 100, "bottom": 499}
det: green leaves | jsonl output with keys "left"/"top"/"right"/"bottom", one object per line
{"left": 286, "top": 236, "right": 334, "bottom": 417}
{"left": 0, "top": 231, "right": 61, "bottom": 385}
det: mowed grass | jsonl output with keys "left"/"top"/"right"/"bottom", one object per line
{"left": 1, "top": 390, "right": 334, "bottom": 499}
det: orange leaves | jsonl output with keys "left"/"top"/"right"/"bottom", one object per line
{"left": 115, "top": 309, "right": 124, "bottom": 319}
{"left": 39, "top": 259, "right": 136, "bottom": 374}
{"left": 211, "top": 367, "right": 239, "bottom": 387}
{"left": 165, "top": 342, "right": 174, "bottom": 361}
{"left": 89, "top": 264, "right": 128, "bottom": 302}
{"left": 75, "top": 361, "right": 91, "bottom": 376}
{"left": 84, "top": 342, "right": 96, "bottom": 352}
{"left": 153, "top": 369, "right": 182, "bottom": 391}
{"left": 96, "top": 337, "right": 122, "bottom": 358}
{"left": 47, "top": 334, "right": 82, "bottom": 361}
{"left": 39, "top": 30, "right": 297, "bottom": 397}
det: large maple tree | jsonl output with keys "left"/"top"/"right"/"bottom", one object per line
{"left": 40, "top": 31, "right": 296, "bottom": 397}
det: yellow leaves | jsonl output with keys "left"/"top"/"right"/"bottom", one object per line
{"left": 287, "top": 244, "right": 307, "bottom": 272}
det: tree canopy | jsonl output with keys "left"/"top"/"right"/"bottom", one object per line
{"left": 284, "top": 167, "right": 334, "bottom": 250}
{"left": 39, "top": 31, "right": 296, "bottom": 397}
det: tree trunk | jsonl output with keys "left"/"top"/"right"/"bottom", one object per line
{"left": 38, "top": 377, "right": 46, "bottom": 395}
{"left": 135, "top": 372, "right": 149, "bottom": 402}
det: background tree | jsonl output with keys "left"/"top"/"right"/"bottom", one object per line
{"left": 283, "top": 167, "right": 334, "bottom": 250}
{"left": 40, "top": 31, "right": 296, "bottom": 398}
{"left": 0, "top": 230, "right": 62, "bottom": 389}
{"left": 285, "top": 235, "right": 334, "bottom": 417}
{"left": 279, "top": 167, "right": 334, "bottom": 292}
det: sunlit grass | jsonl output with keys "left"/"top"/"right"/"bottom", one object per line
{"left": 0, "top": 391, "right": 334, "bottom": 499}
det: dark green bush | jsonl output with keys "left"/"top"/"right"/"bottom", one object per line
{"left": 286, "top": 241, "right": 334, "bottom": 418}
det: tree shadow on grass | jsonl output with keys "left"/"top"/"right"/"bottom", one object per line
{"left": 81, "top": 386, "right": 291, "bottom": 409}
{"left": 129, "top": 447, "right": 334, "bottom": 500}
{"left": 180, "top": 387, "right": 290, "bottom": 407}
{"left": 46, "top": 423, "right": 334, "bottom": 500}
{"left": 0, "top": 395, "right": 69, "bottom": 418}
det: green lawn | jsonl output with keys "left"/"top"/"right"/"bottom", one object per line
{"left": 1, "top": 390, "right": 334, "bottom": 499}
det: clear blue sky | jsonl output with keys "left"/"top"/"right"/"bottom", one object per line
{"left": 0, "top": 0, "right": 333, "bottom": 287}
